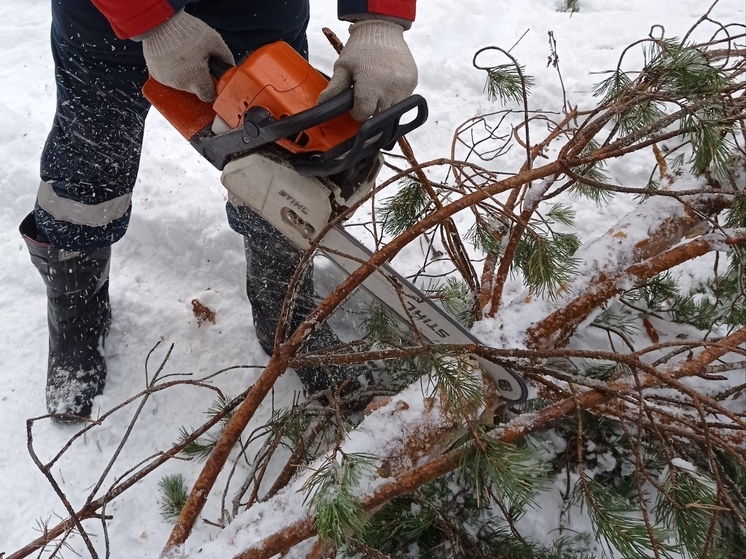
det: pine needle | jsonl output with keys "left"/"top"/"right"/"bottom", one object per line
{"left": 159, "top": 474, "right": 189, "bottom": 522}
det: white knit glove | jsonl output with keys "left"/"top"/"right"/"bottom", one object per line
{"left": 140, "top": 10, "right": 235, "bottom": 102}
{"left": 319, "top": 19, "right": 418, "bottom": 121}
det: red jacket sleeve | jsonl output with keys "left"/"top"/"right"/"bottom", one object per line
{"left": 338, "top": 0, "right": 416, "bottom": 23}
{"left": 90, "top": 0, "right": 189, "bottom": 39}
{"left": 92, "top": 0, "right": 416, "bottom": 40}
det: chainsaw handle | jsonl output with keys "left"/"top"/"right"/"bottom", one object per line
{"left": 209, "top": 57, "right": 234, "bottom": 80}
{"left": 208, "top": 55, "right": 355, "bottom": 132}
{"left": 195, "top": 56, "right": 426, "bottom": 171}
{"left": 250, "top": 89, "right": 355, "bottom": 143}
{"left": 291, "top": 94, "right": 429, "bottom": 176}
{"left": 192, "top": 88, "right": 355, "bottom": 169}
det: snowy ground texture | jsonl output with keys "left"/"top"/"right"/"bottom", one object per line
{"left": 1, "top": 0, "right": 744, "bottom": 557}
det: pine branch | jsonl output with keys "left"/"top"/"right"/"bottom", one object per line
{"left": 167, "top": 25, "right": 746, "bottom": 555}
{"left": 458, "top": 432, "right": 549, "bottom": 512}
{"left": 577, "top": 477, "right": 673, "bottom": 559}
{"left": 159, "top": 474, "right": 190, "bottom": 522}
{"left": 518, "top": 203, "right": 745, "bottom": 349}
{"left": 513, "top": 230, "right": 580, "bottom": 298}
{"left": 483, "top": 63, "right": 535, "bottom": 105}
{"left": 377, "top": 178, "right": 433, "bottom": 237}
{"left": 303, "top": 452, "right": 375, "bottom": 548}
{"left": 425, "top": 276, "right": 477, "bottom": 327}
{"left": 177, "top": 427, "right": 219, "bottom": 462}
{"left": 427, "top": 353, "right": 486, "bottom": 412}
{"left": 361, "top": 300, "right": 410, "bottom": 347}
{"left": 655, "top": 464, "right": 720, "bottom": 557}
{"left": 229, "top": 326, "right": 746, "bottom": 559}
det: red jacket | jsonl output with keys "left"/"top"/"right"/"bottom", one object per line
{"left": 92, "top": 0, "right": 416, "bottom": 40}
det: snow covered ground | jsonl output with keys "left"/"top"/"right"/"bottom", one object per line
{"left": 1, "top": 0, "right": 743, "bottom": 556}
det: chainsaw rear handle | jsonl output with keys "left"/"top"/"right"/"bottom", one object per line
{"left": 208, "top": 57, "right": 233, "bottom": 80}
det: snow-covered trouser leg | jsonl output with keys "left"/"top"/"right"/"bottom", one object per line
{"left": 19, "top": 2, "right": 146, "bottom": 418}
{"left": 20, "top": 214, "right": 111, "bottom": 419}
{"left": 23, "top": 0, "right": 314, "bottom": 415}
{"left": 34, "top": 1, "right": 151, "bottom": 252}
{"left": 228, "top": 205, "right": 373, "bottom": 396}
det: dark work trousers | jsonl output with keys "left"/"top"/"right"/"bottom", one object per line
{"left": 37, "top": 0, "right": 310, "bottom": 252}
{"left": 30, "top": 0, "right": 353, "bottom": 390}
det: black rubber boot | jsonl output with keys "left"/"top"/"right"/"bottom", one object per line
{"left": 238, "top": 208, "right": 371, "bottom": 396}
{"left": 20, "top": 213, "right": 111, "bottom": 419}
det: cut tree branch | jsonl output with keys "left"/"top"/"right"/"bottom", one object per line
{"left": 222, "top": 326, "right": 746, "bottom": 559}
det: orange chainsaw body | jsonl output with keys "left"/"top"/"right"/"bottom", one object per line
{"left": 142, "top": 41, "right": 361, "bottom": 154}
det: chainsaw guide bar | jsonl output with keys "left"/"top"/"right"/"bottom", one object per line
{"left": 143, "top": 41, "right": 528, "bottom": 403}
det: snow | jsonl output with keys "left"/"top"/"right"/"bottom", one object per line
{"left": 191, "top": 380, "right": 458, "bottom": 558}
{"left": 671, "top": 457, "right": 698, "bottom": 473}
{"left": 1, "top": 0, "right": 744, "bottom": 557}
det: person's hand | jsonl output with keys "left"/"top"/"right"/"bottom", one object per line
{"left": 139, "top": 10, "right": 234, "bottom": 102}
{"left": 319, "top": 20, "right": 418, "bottom": 121}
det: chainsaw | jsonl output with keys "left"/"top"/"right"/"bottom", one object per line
{"left": 142, "top": 41, "right": 527, "bottom": 403}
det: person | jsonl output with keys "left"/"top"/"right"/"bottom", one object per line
{"left": 19, "top": 0, "right": 418, "bottom": 420}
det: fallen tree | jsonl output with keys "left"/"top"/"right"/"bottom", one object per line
{"left": 168, "top": 10, "right": 746, "bottom": 559}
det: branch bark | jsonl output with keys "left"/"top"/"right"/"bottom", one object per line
{"left": 497, "top": 178, "right": 735, "bottom": 348}
{"left": 525, "top": 227, "right": 746, "bottom": 349}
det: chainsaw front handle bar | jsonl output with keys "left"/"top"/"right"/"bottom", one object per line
{"left": 194, "top": 90, "right": 427, "bottom": 172}
{"left": 195, "top": 58, "right": 427, "bottom": 171}
{"left": 246, "top": 88, "right": 356, "bottom": 153}
{"left": 291, "top": 93, "right": 427, "bottom": 176}
{"left": 208, "top": 57, "right": 362, "bottom": 143}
